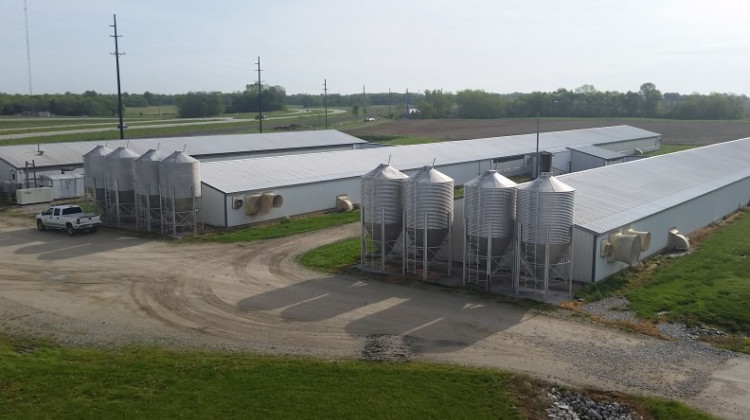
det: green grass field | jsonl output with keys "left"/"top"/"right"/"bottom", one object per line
{"left": 195, "top": 211, "right": 360, "bottom": 243}
{"left": 0, "top": 334, "right": 714, "bottom": 419}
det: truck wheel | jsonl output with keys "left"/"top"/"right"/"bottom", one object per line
{"left": 90, "top": 226, "right": 98, "bottom": 233}
{"left": 66, "top": 224, "right": 75, "bottom": 236}
{"left": 37, "top": 220, "right": 46, "bottom": 231}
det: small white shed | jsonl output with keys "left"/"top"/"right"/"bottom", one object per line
{"left": 39, "top": 173, "right": 85, "bottom": 200}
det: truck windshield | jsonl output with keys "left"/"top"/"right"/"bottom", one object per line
{"left": 61, "top": 207, "right": 83, "bottom": 215}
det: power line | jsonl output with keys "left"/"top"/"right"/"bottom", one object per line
{"left": 110, "top": 14, "right": 125, "bottom": 140}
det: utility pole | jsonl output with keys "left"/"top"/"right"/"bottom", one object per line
{"left": 388, "top": 87, "right": 392, "bottom": 117}
{"left": 322, "top": 79, "right": 328, "bottom": 129}
{"left": 535, "top": 111, "right": 540, "bottom": 178}
{"left": 362, "top": 84, "right": 366, "bottom": 120}
{"left": 110, "top": 14, "right": 125, "bottom": 140}
{"left": 405, "top": 88, "right": 409, "bottom": 119}
{"left": 24, "top": 0, "right": 34, "bottom": 115}
{"left": 255, "top": 56, "right": 263, "bottom": 133}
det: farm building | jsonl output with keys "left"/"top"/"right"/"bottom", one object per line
{"left": 561, "top": 137, "right": 750, "bottom": 283}
{"left": 0, "top": 130, "right": 368, "bottom": 193}
{"left": 199, "top": 125, "right": 661, "bottom": 228}
{"left": 373, "top": 137, "right": 750, "bottom": 291}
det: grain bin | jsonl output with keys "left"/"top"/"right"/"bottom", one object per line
{"left": 159, "top": 151, "right": 201, "bottom": 236}
{"left": 105, "top": 147, "right": 139, "bottom": 225}
{"left": 135, "top": 149, "right": 165, "bottom": 231}
{"left": 361, "top": 163, "right": 409, "bottom": 257}
{"left": 83, "top": 145, "right": 112, "bottom": 208}
{"left": 463, "top": 170, "right": 517, "bottom": 289}
{"left": 465, "top": 170, "right": 517, "bottom": 257}
{"left": 514, "top": 172, "right": 575, "bottom": 294}
{"left": 403, "top": 166, "right": 454, "bottom": 277}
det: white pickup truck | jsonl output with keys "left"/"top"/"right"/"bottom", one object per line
{"left": 36, "top": 205, "right": 102, "bottom": 236}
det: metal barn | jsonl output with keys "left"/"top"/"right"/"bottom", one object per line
{"left": 561, "top": 137, "right": 750, "bottom": 283}
{"left": 0, "top": 130, "right": 368, "bottom": 193}
{"left": 199, "top": 126, "right": 661, "bottom": 228}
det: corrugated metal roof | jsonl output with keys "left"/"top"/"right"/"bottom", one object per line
{"left": 558, "top": 137, "right": 750, "bottom": 234}
{"left": 201, "top": 125, "right": 659, "bottom": 193}
{"left": 0, "top": 130, "right": 365, "bottom": 169}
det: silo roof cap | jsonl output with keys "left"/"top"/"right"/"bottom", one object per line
{"left": 362, "top": 163, "right": 409, "bottom": 180}
{"left": 465, "top": 170, "right": 517, "bottom": 189}
{"left": 411, "top": 165, "right": 453, "bottom": 183}
{"left": 518, "top": 172, "right": 575, "bottom": 192}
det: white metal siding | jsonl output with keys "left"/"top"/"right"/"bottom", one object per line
{"left": 570, "top": 150, "right": 606, "bottom": 172}
{"left": 551, "top": 150, "right": 571, "bottom": 173}
{"left": 596, "top": 136, "right": 660, "bottom": 154}
{"left": 224, "top": 178, "right": 362, "bottom": 227}
{"left": 200, "top": 184, "right": 227, "bottom": 227}
{"left": 592, "top": 177, "right": 750, "bottom": 282}
{"left": 571, "top": 228, "right": 595, "bottom": 283}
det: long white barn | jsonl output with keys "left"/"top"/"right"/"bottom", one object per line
{"left": 199, "top": 125, "right": 661, "bottom": 228}
{"left": 0, "top": 130, "right": 368, "bottom": 192}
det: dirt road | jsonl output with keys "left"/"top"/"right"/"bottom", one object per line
{"left": 1, "top": 217, "right": 748, "bottom": 419}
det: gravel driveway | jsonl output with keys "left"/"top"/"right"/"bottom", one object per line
{"left": 0, "top": 216, "right": 748, "bottom": 419}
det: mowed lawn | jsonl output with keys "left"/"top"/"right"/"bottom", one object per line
{"left": 0, "top": 335, "right": 716, "bottom": 419}
{"left": 626, "top": 211, "right": 750, "bottom": 332}
{"left": 0, "top": 337, "right": 523, "bottom": 419}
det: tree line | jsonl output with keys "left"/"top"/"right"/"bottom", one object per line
{"left": 415, "top": 83, "right": 748, "bottom": 120}
{"left": 1, "top": 82, "right": 747, "bottom": 120}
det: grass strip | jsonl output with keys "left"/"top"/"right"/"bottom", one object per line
{"left": 298, "top": 237, "right": 361, "bottom": 272}
{"left": 196, "top": 211, "right": 360, "bottom": 243}
{"left": 625, "top": 211, "right": 750, "bottom": 332}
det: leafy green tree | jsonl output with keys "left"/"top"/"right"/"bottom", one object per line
{"left": 177, "top": 92, "right": 224, "bottom": 117}
{"left": 640, "top": 82, "right": 662, "bottom": 117}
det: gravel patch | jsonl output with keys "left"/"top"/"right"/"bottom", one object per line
{"left": 582, "top": 297, "right": 636, "bottom": 323}
{"left": 360, "top": 334, "right": 413, "bottom": 362}
{"left": 546, "top": 388, "right": 641, "bottom": 420}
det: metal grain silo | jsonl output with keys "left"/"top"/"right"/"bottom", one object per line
{"left": 360, "top": 163, "right": 409, "bottom": 272}
{"left": 403, "top": 166, "right": 454, "bottom": 279}
{"left": 105, "top": 147, "right": 139, "bottom": 225}
{"left": 135, "top": 149, "right": 165, "bottom": 231}
{"left": 514, "top": 172, "right": 575, "bottom": 295}
{"left": 83, "top": 145, "right": 112, "bottom": 209}
{"left": 160, "top": 151, "right": 201, "bottom": 236}
{"left": 463, "top": 170, "right": 517, "bottom": 289}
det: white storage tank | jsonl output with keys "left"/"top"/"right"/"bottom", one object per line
{"left": 361, "top": 163, "right": 409, "bottom": 255}
{"left": 515, "top": 172, "right": 575, "bottom": 292}
{"left": 83, "top": 145, "right": 112, "bottom": 208}
{"left": 403, "top": 166, "right": 454, "bottom": 272}
{"left": 135, "top": 149, "right": 165, "bottom": 231}
{"left": 465, "top": 170, "right": 517, "bottom": 258}
{"left": 105, "top": 147, "right": 139, "bottom": 224}
{"left": 160, "top": 151, "right": 201, "bottom": 235}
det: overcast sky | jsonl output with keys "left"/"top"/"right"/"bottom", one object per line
{"left": 2, "top": 0, "right": 749, "bottom": 96}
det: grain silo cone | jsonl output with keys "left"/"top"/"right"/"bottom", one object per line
{"left": 160, "top": 151, "right": 201, "bottom": 235}
{"left": 465, "top": 170, "right": 517, "bottom": 258}
{"left": 105, "top": 146, "right": 139, "bottom": 225}
{"left": 361, "top": 163, "right": 408, "bottom": 255}
{"left": 516, "top": 172, "right": 575, "bottom": 280}
{"left": 83, "top": 145, "right": 112, "bottom": 209}
{"left": 403, "top": 166, "right": 454, "bottom": 264}
{"left": 135, "top": 149, "right": 165, "bottom": 231}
